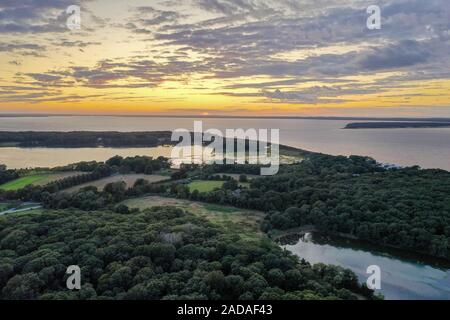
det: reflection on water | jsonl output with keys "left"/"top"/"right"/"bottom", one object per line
{"left": 0, "top": 146, "right": 172, "bottom": 169}
{"left": 283, "top": 233, "right": 450, "bottom": 300}
{"left": 0, "top": 146, "right": 278, "bottom": 170}
{"left": 1, "top": 116, "right": 450, "bottom": 170}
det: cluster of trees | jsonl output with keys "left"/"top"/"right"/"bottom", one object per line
{"left": 0, "top": 207, "right": 377, "bottom": 300}
{"left": 41, "top": 178, "right": 164, "bottom": 210}
{"left": 0, "top": 156, "right": 171, "bottom": 203}
{"left": 41, "top": 186, "right": 117, "bottom": 211}
{"left": 52, "top": 160, "right": 107, "bottom": 173}
{"left": 41, "top": 177, "right": 170, "bottom": 211}
{"left": 0, "top": 165, "right": 19, "bottom": 185}
{"left": 203, "top": 163, "right": 262, "bottom": 176}
{"left": 0, "top": 165, "right": 113, "bottom": 202}
{"left": 0, "top": 131, "right": 173, "bottom": 148}
{"left": 22, "top": 151, "right": 450, "bottom": 260}
{"left": 259, "top": 167, "right": 450, "bottom": 259}
{"left": 176, "top": 155, "right": 450, "bottom": 259}
{"left": 106, "top": 156, "right": 170, "bottom": 174}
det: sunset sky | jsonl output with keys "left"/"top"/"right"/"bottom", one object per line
{"left": 0, "top": 0, "right": 449, "bottom": 117}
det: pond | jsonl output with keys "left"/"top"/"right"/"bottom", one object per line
{"left": 282, "top": 233, "right": 450, "bottom": 300}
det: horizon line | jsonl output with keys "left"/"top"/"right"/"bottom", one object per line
{"left": 1, "top": 113, "right": 450, "bottom": 122}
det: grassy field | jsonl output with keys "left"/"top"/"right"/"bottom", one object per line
{"left": 188, "top": 180, "right": 251, "bottom": 192}
{"left": 0, "top": 175, "right": 45, "bottom": 191}
{"left": 65, "top": 174, "right": 169, "bottom": 193}
{"left": 122, "top": 196, "right": 265, "bottom": 239}
{"left": 0, "top": 172, "right": 83, "bottom": 191}
{"left": 187, "top": 180, "right": 225, "bottom": 192}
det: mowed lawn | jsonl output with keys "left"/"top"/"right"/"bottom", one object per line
{"left": 0, "top": 172, "right": 83, "bottom": 191}
{"left": 65, "top": 174, "right": 169, "bottom": 193}
{"left": 187, "top": 180, "right": 225, "bottom": 192}
{"left": 188, "top": 180, "right": 251, "bottom": 193}
{"left": 122, "top": 196, "right": 265, "bottom": 239}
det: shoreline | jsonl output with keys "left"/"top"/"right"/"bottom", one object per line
{"left": 344, "top": 122, "right": 450, "bottom": 129}
{"left": 275, "top": 228, "right": 450, "bottom": 269}
{"left": 2, "top": 114, "right": 450, "bottom": 122}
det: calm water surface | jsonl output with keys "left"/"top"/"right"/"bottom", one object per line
{"left": 0, "top": 146, "right": 172, "bottom": 169}
{"left": 1, "top": 116, "right": 450, "bottom": 170}
{"left": 283, "top": 233, "right": 450, "bottom": 300}
{"left": 1, "top": 116, "right": 450, "bottom": 299}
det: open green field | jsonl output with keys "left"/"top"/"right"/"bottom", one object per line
{"left": 188, "top": 180, "right": 251, "bottom": 192}
{"left": 65, "top": 174, "right": 169, "bottom": 193}
{"left": 187, "top": 180, "right": 225, "bottom": 192}
{"left": 0, "top": 172, "right": 83, "bottom": 191}
{"left": 0, "top": 175, "right": 45, "bottom": 191}
{"left": 122, "top": 196, "right": 265, "bottom": 238}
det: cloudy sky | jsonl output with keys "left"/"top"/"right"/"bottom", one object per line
{"left": 0, "top": 0, "right": 449, "bottom": 116}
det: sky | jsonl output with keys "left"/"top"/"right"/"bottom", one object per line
{"left": 0, "top": 0, "right": 449, "bottom": 117}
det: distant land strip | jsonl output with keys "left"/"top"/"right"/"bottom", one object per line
{"left": 0, "top": 131, "right": 173, "bottom": 148}
{"left": 344, "top": 122, "right": 450, "bottom": 129}
{"left": 0, "top": 132, "right": 311, "bottom": 158}
{"left": 2, "top": 114, "right": 450, "bottom": 122}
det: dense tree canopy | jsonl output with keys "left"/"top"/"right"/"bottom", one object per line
{"left": 0, "top": 207, "right": 376, "bottom": 300}
{"left": 0, "top": 165, "right": 19, "bottom": 186}
{"left": 167, "top": 155, "right": 450, "bottom": 259}
{"left": 0, "top": 132, "right": 172, "bottom": 148}
{"left": 24, "top": 152, "right": 450, "bottom": 260}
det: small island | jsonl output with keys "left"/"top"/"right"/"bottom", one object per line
{"left": 344, "top": 122, "right": 450, "bottom": 129}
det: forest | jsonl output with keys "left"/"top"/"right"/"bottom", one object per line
{"left": 0, "top": 131, "right": 173, "bottom": 148}
{"left": 0, "top": 165, "right": 19, "bottom": 186}
{"left": 157, "top": 154, "right": 450, "bottom": 260}
{"left": 21, "top": 152, "right": 450, "bottom": 260}
{"left": 0, "top": 206, "right": 376, "bottom": 300}
{"left": 1, "top": 147, "right": 450, "bottom": 300}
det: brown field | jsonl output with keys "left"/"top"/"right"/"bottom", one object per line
{"left": 65, "top": 174, "right": 168, "bottom": 193}
{"left": 122, "top": 196, "right": 265, "bottom": 238}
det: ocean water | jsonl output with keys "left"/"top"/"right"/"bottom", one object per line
{"left": 0, "top": 116, "right": 450, "bottom": 170}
